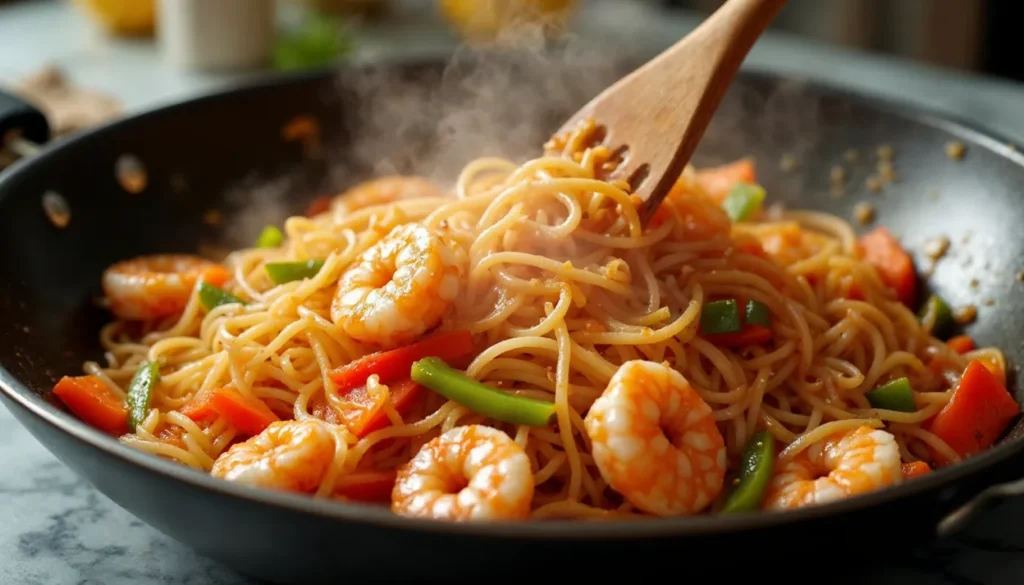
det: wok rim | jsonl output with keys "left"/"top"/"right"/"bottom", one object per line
{"left": 2, "top": 55, "right": 1024, "bottom": 540}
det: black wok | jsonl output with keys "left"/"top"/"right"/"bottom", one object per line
{"left": 3, "top": 52, "right": 1024, "bottom": 583}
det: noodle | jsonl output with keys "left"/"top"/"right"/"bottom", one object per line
{"left": 68, "top": 118, "right": 1009, "bottom": 520}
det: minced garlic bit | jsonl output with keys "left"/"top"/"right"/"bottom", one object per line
{"left": 202, "top": 210, "right": 222, "bottom": 226}
{"left": 42, "top": 191, "right": 70, "bottom": 229}
{"left": 853, "top": 202, "right": 875, "bottom": 225}
{"left": 876, "top": 144, "right": 894, "bottom": 161}
{"left": 829, "top": 165, "right": 846, "bottom": 185}
{"left": 984, "top": 297, "right": 996, "bottom": 307}
{"left": 877, "top": 160, "right": 898, "bottom": 183}
{"left": 946, "top": 140, "right": 966, "bottom": 160}
{"left": 780, "top": 154, "right": 797, "bottom": 172}
{"left": 961, "top": 231, "right": 972, "bottom": 244}
{"left": 970, "top": 278, "right": 980, "bottom": 289}
{"left": 1017, "top": 271, "right": 1024, "bottom": 282}
{"left": 953, "top": 304, "right": 978, "bottom": 324}
{"left": 865, "top": 175, "right": 883, "bottom": 193}
{"left": 1009, "top": 143, "right": 1018, "bottom": 152}
{"left": 844, "top": 149, "right": 860, "bottom": 163}
{"left": 922, "top": 236, "right": 950, "bottom": 261}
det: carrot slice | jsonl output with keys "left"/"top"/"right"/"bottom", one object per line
{"left": 335, "top": 378, "right": 424, "bottom": 438}
{"left": 200, "top": 265, "right": 231, "bottom": 288}
{"left": 329, "top": 330, "right": 475, "bottom": 392}
{"left": 857, "top": 227, "right": 917, "bottom": 306}
{"left": 334, "top": 470, "right": 397, "bottom": 502}
{"left": 180, "top": 388, "right": 219, "bottom": 422}
{"left": 704, "top": 324, "right": 773, "bottom": 348}
{"left": 946, "top": 335, "right": 975, "bottom": 355}
{"left": 208, "top": 387, "right": 280, "bottom": 436}
{"left": 305, "top": 195, "right": 332, "bottom": 217}
{"left": 901, "top": 460, "right": 931, "bottom": 479}
{"left": 52, "top": 375, "right": 129, "bottom": 436}
{"left": 308, "top": 392, "right": 341, "bottom": 425}
{"left": 928, "top": 359, "right": 1020, "bottom": 465}
{"left": 694, "top": 158, "right": 756, "bottom": 203}
{"left": 157, "top": 425, "right": 188, "bottom": 449}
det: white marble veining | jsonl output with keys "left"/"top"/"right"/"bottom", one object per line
{"left": 5, "top": 1, "right": 1024, "bottom": 584}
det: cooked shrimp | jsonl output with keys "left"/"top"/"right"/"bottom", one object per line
{"left": 764, "top": 426, "right": 902, "bottom": 510}
{"left": 391, "top": 425, "right": 533, "bottom": 520}
{"left": 584, "top": 360, "right": 727, "bottom": 516}
{"left": 102, "top": 254, "right": 228, "bottom": 320}
{"left": 211, "top": 419, "right": 341, "bottom": 493}
{"left": 336, "top": 176, "right": 445, "bottom": 214}
{"left": 332, "top": 223, "right": 464, "bottom": 349}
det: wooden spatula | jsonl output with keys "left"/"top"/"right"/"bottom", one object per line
{"left": 554, "top": 0, "right": 788, "bottom": 222}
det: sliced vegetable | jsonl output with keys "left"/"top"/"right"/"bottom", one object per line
{"left": 126, "top": 360, "right": 161, "bottom": 431}
{"left": 744, "top": 299, "right": 771, "bottom": 328}
{"left": 700, "top": 299, "right": 741, "bottom": 335}
{"left": 51, "top": 375, "right": 129, "bottom": 436}
{"left": 858, "top": 227, "right": 917, "bottom": 306}
{"left": 272, "top": 12, "right": 351, "bottom": 71}
{"left": 721, "top": 430, "right": 775, "bottom": 513}
{"left": 694, "top": 158, "right": 756, "bottom": 202}
{"left": 946, "top": 335, "right": 975, "bottom": 355}
{"left": 200, "top": 265, "right": 231, "bottom": 288}
{"left": 865, "top": 377, "right": 917, "bottom": 413}
{"left": 334, "top": 470, "right": 397, "bottom": 502}
{"left": 208, "top": 387, "right": 280, "bottom": 436}
{"left": 901, "top": 460, "right": 932, "bottom": 480}
{"left": 305, "top": 195, "right": 332, "bottom": 217}
{"left": 335, "top": 378, "right": 424, "bottom": 438}
{"left": 198, "top": 281, "right": 245, "bottom": 310}
{"left": 329, "top": 329, "right": 475, "bottom": 392}
{"left": 411, "top": 357, "right": 556, "bottom": 427}
{"left": 180, "top": 388, "right": 218, "bottom": 422}
{"left": 265, "top": 259, "right": 325, "bottom": 285}
{"left": 705, "top": 325, "right": 773, "bottom": 348}
{"left": 928, "top": 359, "right": 1020, "bottom": 464}
{"left": 918, "top": 294, "right": 953, "bottom": 338}
{"left": 721, "top": 183, "right": 766, "bottom": 222}
{"left": 156, "top": 425, "right": 187, "bottom": 449}
{"left": 256, "top": 225, "right": 284, "bottom": 248}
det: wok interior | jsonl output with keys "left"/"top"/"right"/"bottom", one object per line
{"left": 2, "top": 52, "right": 1024, "bottom": 449}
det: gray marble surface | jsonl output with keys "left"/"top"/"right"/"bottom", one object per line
{"left": 6, "top": 1, "right": 1024, "bottom": 583}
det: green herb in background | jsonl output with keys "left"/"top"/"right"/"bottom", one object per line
{"left": 273, "top": 12, "right": 353, "bottom": 71}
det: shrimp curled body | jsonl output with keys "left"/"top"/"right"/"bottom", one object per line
{"left": 764, "top": 426, "right": 902, "bottom": 510}
{"left": 102, "top": 254, "right": 225, "bottom": 320}
{"left": 211, "top": 419, "right": 343, "bottom": 494}
{"left": 332, "top": 223, "right": 464, "bottom": 349}
{"left": 584, "top": 360, "right": 727, "bottom": 516}
{"left": 391, "top": 425, "right": 534, "bottom": 520}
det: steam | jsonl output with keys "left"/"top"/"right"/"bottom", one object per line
{"left": 220, "top": 16, "right": 848, "bottom": 247}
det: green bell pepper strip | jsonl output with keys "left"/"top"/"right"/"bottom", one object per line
{"left": 721, "top": 430, "right": 775, "bottom": 513}
{"left": 701, "top": 299, "right": 742, "bottom": 335}
{"left": 256, "top": 225, "right": 284, "bottom": 248}
{"left": 918, "top": 294, "right": 953, "bottom": 338}
{"left": 865, "top": 377, "right": 917, "bottom": 412}
{"left": 721, "top": 183, "right": 766, "bottom": 222}
{"left": 411, "top": 357, "right": 557, "bottom": 427}
{"left": 126, "top": 360, "right": 161, "bottom": 432}
{"left": 265, "top": 259, "right": 325, "bottom": 285}
{"left": 744, "top": 299, "right": 771, "bottom": 328}
{"left": 199, "top": 282, "right": 245, "bottom": 310}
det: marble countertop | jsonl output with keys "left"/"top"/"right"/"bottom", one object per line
{"left": 5, "top": 1, "right": 1024, "bottom": 583}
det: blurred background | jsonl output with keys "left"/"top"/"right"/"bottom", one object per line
{"left": 1, "top": 0, "right": 1020, "bottom": 164}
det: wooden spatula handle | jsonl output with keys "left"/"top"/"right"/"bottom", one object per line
{"left": 634, "top": 0, "right": 787, "bottom": 213}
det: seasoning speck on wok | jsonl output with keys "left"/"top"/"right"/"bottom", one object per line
{"left": 50, "top": 119, "right": 1019, "bottom": 521}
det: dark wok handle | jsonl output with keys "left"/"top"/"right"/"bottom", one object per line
{"left": 936, "top": 476, "right": 1024, "bottom": 538}
{"left": 0, "top": 89, "right": 50, "bottom": 146}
